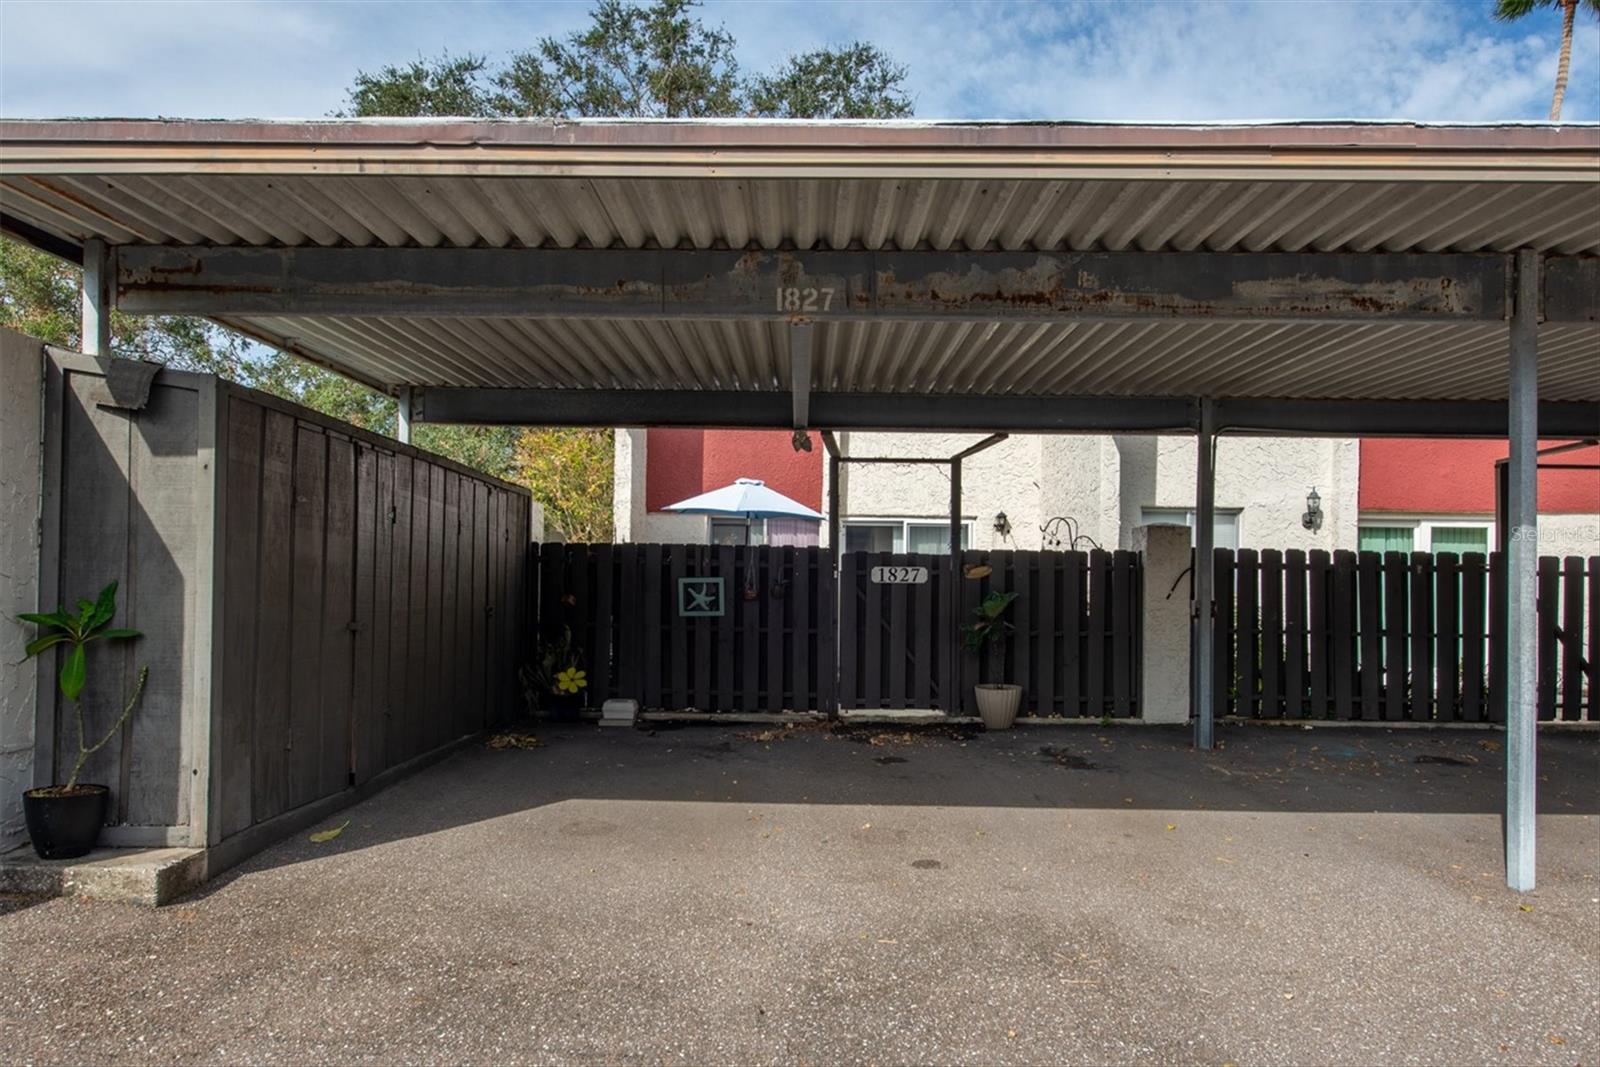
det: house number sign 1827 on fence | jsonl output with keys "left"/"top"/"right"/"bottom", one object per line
{"left": 870, "top": 565, "right": 930, "bottom": 585}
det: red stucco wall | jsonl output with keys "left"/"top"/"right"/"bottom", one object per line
{"left": 1360, "top": 439, "right": 1600, "bottom": 514}
{"left": 645, "top": 429, "right": 823, "bottom": 512}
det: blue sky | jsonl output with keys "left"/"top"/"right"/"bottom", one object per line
{"left": 2, "top": 0, "right": 1596, "bottom": 122}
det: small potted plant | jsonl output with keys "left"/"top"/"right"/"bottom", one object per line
{"left": 529, "top": 628, "right": 587, "bottom": 721}
{"left": 962, "top": 590, "right": 1021, "bottom": 730}
{"left": 17, "top": 581, "right": 147, "bottom": 859}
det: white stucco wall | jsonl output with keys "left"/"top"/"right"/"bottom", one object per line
{"left": 1132, "top": 435, "right": 1359, "bottom": 551}
{"left": 837, "top": 431, "right": 1359, "bottom": 553}
{"left": 612, "top": 429, "right": 647, "bottom": 542}
{"left": 836, "top": 432, "right": 1046, "bottom": 550}
{"left": 1534, "top": 514, "right": 1600, "bottom": 559}
{"left": 0, "top": 329, "right": 44, "bottom": 850}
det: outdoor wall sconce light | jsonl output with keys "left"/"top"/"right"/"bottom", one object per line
{"left": 1301, "top": 487, "right": 1323, "bottom": 532}
{"left": 993, "top": 511, "right": 1012, "bottom": 538}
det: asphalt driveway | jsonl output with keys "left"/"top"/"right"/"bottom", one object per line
{"left": 2, "top": 723, "right": 1596, "bottom": 1066}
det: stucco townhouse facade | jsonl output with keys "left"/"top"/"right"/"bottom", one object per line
{"left": 614, "top": 429, "right": 1600, "bottom": 558}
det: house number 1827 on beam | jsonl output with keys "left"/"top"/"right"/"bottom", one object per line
{"left": 776, "top": 287, "right": 836, "bottom": 313}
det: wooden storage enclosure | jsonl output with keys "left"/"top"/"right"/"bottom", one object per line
{"left": 35, "top": 350, "right": 532, "bottom": 852}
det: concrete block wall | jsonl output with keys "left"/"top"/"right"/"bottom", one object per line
{"left": 0, "top": 329, "right": 44, "bottom": 850}
{"left": 1134, "top": 523, "right": 1194, "bottom": 725}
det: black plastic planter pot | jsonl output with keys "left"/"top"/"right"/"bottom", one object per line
{"left": 22, "top": 784, "right": 110, "bottom": 860}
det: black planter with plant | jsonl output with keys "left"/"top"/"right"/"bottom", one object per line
{"left": 18, "top": 581, "right": 147, "bottom": 859}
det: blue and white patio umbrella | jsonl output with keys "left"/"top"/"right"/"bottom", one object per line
{"left": 662, "top": 478, "right": 824, "bottom": 530}
{"left": 664, "top": 478, "right": 823, "bottom": 592}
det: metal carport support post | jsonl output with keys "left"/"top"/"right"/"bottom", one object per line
{"left": 1505, "top": 249, "right": 1540, "bottom": 892}
{"left": 80, "top": 238, "right": 111, "bottom": 357}
{"left": 1193, "top": 399, "right": 1217, "bottom": 750}
{"left": 396, "top": 386, "right": 413, "bottom": 444}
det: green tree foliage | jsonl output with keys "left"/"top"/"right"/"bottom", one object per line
{"left": 747, "top": 43, "right": 913, "bottom": 118}
{"left": 1493, "top": 0, "right": 1600, "bottom": 120}
{"left": 513, "top": 428, "right": 616, "bottom": 543}
{"left": 494, "top": 0, "right": 743, "bottom": 117}
{"left": 343, "top": 53, "right": 498, "bottom": 117}
{"left": 343, "top": 0, "right": 915, "bottom": 122}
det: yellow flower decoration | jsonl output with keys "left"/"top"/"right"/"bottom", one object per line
{"left": 556, "top": 667, "right": 587, "bottom": 693}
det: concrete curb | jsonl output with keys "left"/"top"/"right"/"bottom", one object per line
{"left": 0, "top": 846, "right": 207, "bottom": 906}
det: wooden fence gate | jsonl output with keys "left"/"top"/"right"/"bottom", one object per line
{"left": 534, "top": 543, "right": 1142, "bottom": 718}
{"left": 838, "top": 549, "right": 1142, "bottom": 717}
{"left": 535, "top": 543, "right": 834, "bottom": 713}
{"left": 1212, "top": 549, "right": 1597, "bottom": 722}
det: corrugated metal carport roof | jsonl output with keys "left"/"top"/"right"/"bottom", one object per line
{"left": 4, "top": 119, "right": 1598, "bottom": 255}
{"left": 1, "top": 118, "right": 1597, "bottom": 412}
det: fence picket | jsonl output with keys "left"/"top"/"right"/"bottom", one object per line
{"left": 1488, "top": 552, "right": 1506, "bottom": 723}
{"left": 912, "top": 553, "right": 933, "bottom": 707}
{"left": 767, "top": 547, "right": 787, "bottom": 713}
{"left": 1408, "top": 552, "right": 1431, "bottom": 722}
{"left": 1357, "top": 551, "right": 1382, "bottom": 720}
{"left": 1213, "top": 549, "right": 1235, "bottom": 717}
{"left": 1014, "top": 552, "right": 1033, "bottom": 714}
{"left": 1332, "top": 551, "right": 1356, "bottom": 720}
{"left": 1112, "top": 550, "right": 1134, "bottom": 718}
{"left": 1559, "top": 556, "right": 1584, "bottom": 721}
{"left": 1308, "top": 550, "right": 1330, "bottom": 718}
{"left": 1063, "top": 553, "right": 1084, "bottom": 717}
{"left": 1284, "top": 549, "right": 1307, "bottom": 717}
{"left": 1461, "top": 553, "right": 1487, "bottom": 723}
{"left": 1589, "top": 557, "right": 1600, "bottom": 723}
{"left": 1087, "top": 550, "right": 1110, "bottom": 717}
{"left": 1235, "top": 549, "right": 1259, "bottom": 719}
{"left": 793, "top": 547, "right": 811, "bottom": 715}
{"left": 1260, "top": 549, "right": 1283, "bottom": 718}
{"left": 1383, "top": 552, "right": 1407, "bottom": 721}
{"left": 1537, "top": 555, "right": 1559, "bottom": 720}
{"left": 1434, "top": 552, "right": 1458, "bottom": 723}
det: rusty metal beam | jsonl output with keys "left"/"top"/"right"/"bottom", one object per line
{"left": 1543, "top": 256, "right": 1600, "bottom": 323}
{"left": 113, "top": 246, "right": 1553, "bottom": 323}
{"left": 412, "top": 387, "right": 1600, "bottom": 437}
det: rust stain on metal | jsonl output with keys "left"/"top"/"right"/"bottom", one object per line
{"left": 122, "top": 281, "right": 277, "bottom": 296}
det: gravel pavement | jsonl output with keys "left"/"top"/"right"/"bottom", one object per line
{"left": 1, "top": 723, "right": 1595, "bottom": 1066}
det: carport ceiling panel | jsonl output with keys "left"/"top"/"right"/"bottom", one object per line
{"left": 230, "top": 314, "right": 1600, "bottom": 403}
{"left": 6, "top": 173, "right": 1600, "bottom": 255}
{"left": 239, "top": 314, "right": 793, "bottom": 391}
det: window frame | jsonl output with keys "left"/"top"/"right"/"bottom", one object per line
{"left": 1138, "top": 506, "right": 1243, "bottom": 551}
{"left": 843, "top": 517, "right": 975, "bottom": 554}
{"left": 1357, "top": 515, "right": 1495, "bottom": 554}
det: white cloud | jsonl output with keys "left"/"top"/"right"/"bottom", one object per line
{"left": 1, "top": 0, "right": 1594, "bottom": 121}
{"left": 714, "top": 0, "right": 1598, "bottom": 122}
{"left": 0, "top": 0, "right": 592, "bottom": 119}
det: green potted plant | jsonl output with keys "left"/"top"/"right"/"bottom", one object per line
{"left": 962, "top": 590, "right": 1021, "bottom": 730}
{"left": 17, "top": 581, "right": 147, "bottom": 859}
{"left": 529, "top": 627, "right": 587, "bottom": 721}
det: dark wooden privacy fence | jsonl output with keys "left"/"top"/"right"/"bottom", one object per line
{"left": 535, "top": 543, "right": 833, "bottom": 713}
{"left": 213, "top": 386, "right": 531, "bottom": 840}
{"left": 839, "top": 549, "right": 1142, "bottom": 718}
{"left": 34, "top": 347, "right": 532, "bottom": 851}
{"left": 1213, "top": 549, "right": 1597, "bottom": 722}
